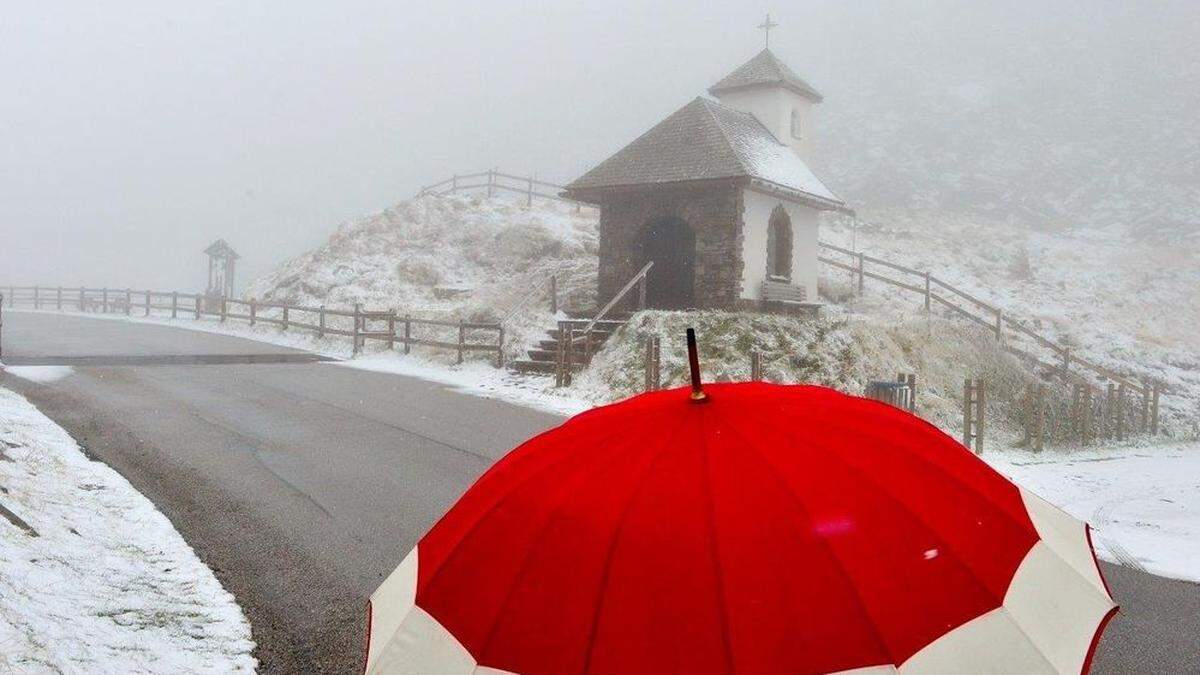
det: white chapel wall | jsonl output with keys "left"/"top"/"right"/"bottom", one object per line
{"left": 739, "top": 188, "right": 820, "bottom": 302}
{"left": 715, "top": 88, "right": 814, "bottom": 158}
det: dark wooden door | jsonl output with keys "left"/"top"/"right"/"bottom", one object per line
{"left": 640, "top": 217, "right": 696, "bottom": 309}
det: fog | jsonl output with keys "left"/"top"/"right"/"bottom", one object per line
{"left": 2, "top": 0, "right": 1196, "bottom": 292}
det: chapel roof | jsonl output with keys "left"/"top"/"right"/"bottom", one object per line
{"left": 564, "top": 97, "right": 844, "bottom": 210}
{"left": 708, "top": 48, "right": 824, "bottom": 103}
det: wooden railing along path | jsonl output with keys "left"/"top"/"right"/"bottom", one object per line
{"left": 1, "top": 286, "right": 505, "bottom": 366}
{"left": 415, "top": 169, "right": 594, "bottom": 211}
{"left": 817, "top": 241, "right": 1162, "bottom": 402}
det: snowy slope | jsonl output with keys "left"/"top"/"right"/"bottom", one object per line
{"left": 245, "top": 193, "right": 598, "bottom": 361}
{"left": 821, "top": 210, "right": 1200, "bottom": 429}
{"left": 0, "top": 385, "right": 256, "bottom": 673}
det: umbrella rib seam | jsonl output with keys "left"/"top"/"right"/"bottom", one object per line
{"left": 699, "top": 412, "right": 739, "bottom": 674}
{"left": 707, "top": 406, "right": 899, "bottom": 667}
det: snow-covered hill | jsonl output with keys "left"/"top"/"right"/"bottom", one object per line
{"left": 246, "top": 192, "right": 1197, "bottom": 434}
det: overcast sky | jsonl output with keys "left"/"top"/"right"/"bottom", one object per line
{"left": 1, "top": 1, "right": 1189, "bottom": 291}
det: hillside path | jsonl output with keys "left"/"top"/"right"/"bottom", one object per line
{"left": 2, "top": 311, "right": 1196, "bottom": 674}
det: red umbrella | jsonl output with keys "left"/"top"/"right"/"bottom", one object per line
{"left": 364, "top": 337, "right": 1116, "bottom": 674}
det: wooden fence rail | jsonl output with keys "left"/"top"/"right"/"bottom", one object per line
{"left": 3, "top": 285, "right": 505, "bottom": 366}
{"left": 818, "top": 241, "right": 1157, "bottom": 398}
{"left": 415, "top": 168, "right": 596, "bottom": 211}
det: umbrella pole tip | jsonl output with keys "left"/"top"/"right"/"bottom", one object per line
{"left": 686, "top": 328, "right": 707, "bottom": 402}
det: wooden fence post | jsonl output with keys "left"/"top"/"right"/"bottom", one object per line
{"left": 994, "top": 309, "right": 1003, "bottom": 341}
{"left": 496, "top": 325, "right": 505, "bottom": 368}
{"left": 963, "top": 379, "right": 985, "bottom": 454}
{"left": 144, "top": 291, "right": 151, "bottom": 316}
{"left": 171, "top": 291, "right": 178, "bottom": 318}
{"left": 282, "top": 306, "right": 289, "bottom": 331}
{"left": 404, "top": 315, "right": 411, "bottom": 354}
{"left": 457, "top": 319, "right": 465, "bottom": 365}
{"left": 388, "top": 310, "right": 397, "bottom": 350}
{"left": 1140, "top": 383, "right": 1151, "bottom": 433}
{"left": 923, "top": 271, "right": 931, "bottom": 312}
{"left": 1149, "top": 384, "right": 1160, "bottom": 435}
{"left": 102, "top": 287, "right": 109, "bottom": 313}
{"left": 220, "top": 296, "right": 227, "bottom": 322}
{"left": 750, "top": 350, "right": 762, "bottom": 381}
{"left": 1060, "top": 346, "right": 1071, "bottom": 380}
{"left": 962, "top": 379, "right": 974, "bottom": 449}
{"left": 124, "top": 289, "right": 132, "bottom": 316}
{"left": 194, "top": 296, "right": 201, "bottom": 319}
{"left": 79, "top": 287, "right": 86, "bottom": 311}
{"left": 352, "top": 303, "right": 361, "bottom": 356}
{"left": 1116, "top": 383, "right": 1127, "bottom": 441}
{"left": 563, "top": 324, "right": 574, "bottom": 386}
{"left": 318, "top": 306, "right": 326, "bottom": 338}
{"left": 249, "top": 299, "right": 257, "bottom": 326}
{"left": 857, "top": 252, "right": 865, "bottom": 294}
{"left": 1104, "top": 383, "right": 1116, "bottom": 439}
{"left": 550, "top": 275, "right": 558, "bottom": 314}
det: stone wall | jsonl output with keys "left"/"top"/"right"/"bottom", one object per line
{"left": 596, "top": 182, "right": 744, "bottom": 310}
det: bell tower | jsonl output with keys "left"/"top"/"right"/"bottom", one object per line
{"left": 708, "top": 20, "right": 823, "bottom": 159}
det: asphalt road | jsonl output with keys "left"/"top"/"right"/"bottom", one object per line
{"left": 2, "top": 311, "right": 1197, "bottom": 673}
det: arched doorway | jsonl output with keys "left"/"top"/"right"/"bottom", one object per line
{"left": 639, "top": 216, "right": 695, "bottom": 309}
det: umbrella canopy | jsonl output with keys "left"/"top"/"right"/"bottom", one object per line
{"left": 365, "top": 383, "right": 1116, "bottom": 674}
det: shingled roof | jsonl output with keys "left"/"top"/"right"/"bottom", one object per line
{"left": 708, "top": 48, "right": 823, "bottom": 102}
{"left": 565, "top": 97, "right": 843, "bottom": 209}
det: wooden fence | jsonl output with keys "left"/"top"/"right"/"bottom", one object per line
{"left": 818, "top": 241, "right": 1158, "bottom": 398}
{"left": 2, "top": 285, "right": 505, "bottom": 366}
{"left": 415, "top": 169, "right": 595, "bottom": 211}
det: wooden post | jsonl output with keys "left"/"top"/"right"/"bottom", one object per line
{"left": 1082, "top": 386, "right": 1094, "bottom": 444}
{"left": 124, "top": 289, "right": 132, "bottom": 316}
{"left": 102, "top": 287, "right": 109, "bottom": 313}
{"left": 554, "top": 323, "right": 565, "bottom": 388}
{"left": 563, "top": 324, "right": 574, "bottom": 386}
{"left": 1116, "top": 383, "right": 1127, "bottom": 441}
{"left": 318, "top": 306, "right": 326, "bottom": 338}
{"left": 1033, "top": 384, "right": 1045, "bottom": 452}
{"left": 857, "top": 253, "right": 865, "bottom": 294}
{"left": 994, "top": 309, "right": 1002, "bottom": 341}
{"left": 352, "top": 303, "right": 361, "bottom": 356}
{"left": 143, "top": 290, "right": 150, "bottom": 316}
{"left": 1140, "top": 383, "right": 1150, "bottom": 433}
{"left": 281, "top": 306, "right": 289, "bottom": 331}
{"left": 457, "top": 319, "right": 465, "bottom": 365}
{"left": 923, "top": 271, "right": 931, "bottom": 312}
{"left": 171, "top": 291, "right": 178, "bottom": 318}
{"left": 249, "top": 299, "right": 256, "bottom": 325}
{"left": 549, "top": 275, "right": 557, "bottom": 314}
{"left": 194, "top": 296, "right": 201, "bottom": 320}
{"left": 1061, "top": 346, "right": 1071, "bottom": 380}
{"left": 975, "top": 380, "right": 986, "bottom": 454}
{"left": 1149, "top": 385, "right": 1160, "bottom": 435}
{"left": 496, "top": 325, "right": 505, "bottom": 368}
{"left": 750, "top": 350, "right": 762, "bottom": 381}
{"left": 962, "top": 379, "right": 974, "bottom": 449}
{"left": 387, "top": 310, "right": 397, "bottom": 350}
{"left": 404, "top": 315, "right": 411, "bottom": 354}
{"left": 220, "top": 296, "right": 227, "bottom": 322}
{"left": 57, "top": 286, "right": 63, "bottom": 311}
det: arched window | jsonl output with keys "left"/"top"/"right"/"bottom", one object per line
{"left": 766, "top": 205, "right": 793, "bottom": 281}
{"left": 790, "top": 109, "right": 803, "bottom": 140}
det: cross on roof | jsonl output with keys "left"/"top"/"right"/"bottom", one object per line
{"left": 758, "top": 13, "right": 778, "bottom": 48}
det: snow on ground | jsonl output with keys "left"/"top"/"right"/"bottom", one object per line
{"left": 3, "top": 366, "right": 74, "bottom": 384}
{"left": 821, "top": 210, "right": 1200, "bottom": 431}
{"left": 988, "top": 441, "right": 1200, "bottom": 584}
{"left": 0, "top": 385, "right": 256, "bottom": 674}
